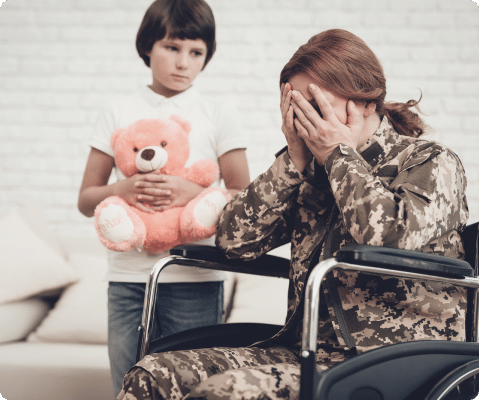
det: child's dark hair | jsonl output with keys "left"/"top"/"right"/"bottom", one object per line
{"left": 136, "top": 0, "right": 216, "bottom": 69}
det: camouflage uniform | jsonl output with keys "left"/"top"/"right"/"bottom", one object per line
{"left": 117, "top": 117, "right": 469, "bottom": 400}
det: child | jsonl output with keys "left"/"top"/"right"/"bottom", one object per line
{"left": 77, "top": 0, "right": 250, "bottom": 396}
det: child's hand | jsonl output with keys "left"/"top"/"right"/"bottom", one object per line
{"left": 280, "top": 82, "right": 313, "bottom": 173}
{"left": 114, "top": 174, "right": 160, "bottom": 213}
{"left": 135, "top": 174, "right": 204, "bottom": 212}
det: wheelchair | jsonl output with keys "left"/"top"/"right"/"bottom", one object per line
{"left": 136, "top": 222, "right": 479, "bottom": 400}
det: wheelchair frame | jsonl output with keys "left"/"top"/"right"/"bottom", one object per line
{"left": 136, "top": 223, "right": 479, "bottom": 400}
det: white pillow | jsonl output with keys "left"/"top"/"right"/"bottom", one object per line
{"left": 226, "top": 245, "right": 290, "bottom": 325}
{"left": 0, "top": 298, "right": 51, "bottom": 343}
{"left": 28, "top": 253, "right": 109, "bottom": 344}
{"left": 0, "top": 209, "right": 80, "bottom": 304}
{"left": 226, "top": 274, "right": 289, "bottom": 325}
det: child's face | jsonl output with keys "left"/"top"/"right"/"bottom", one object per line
{"left": 146, "top": 36, "right": 208, "bottom": 98}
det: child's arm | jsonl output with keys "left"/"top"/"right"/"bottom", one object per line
{"left": 78, "top": 148, "right": 172, "bottom": 217}
{"left": 134, "top": 148, "right": 250, "bottom": 212}
{"left": 218, "top": 148, "right": 250, "bottom": 197}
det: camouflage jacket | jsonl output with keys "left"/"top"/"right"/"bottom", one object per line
{"left": 216, "top": 117, "right": 469, "bottom": 359}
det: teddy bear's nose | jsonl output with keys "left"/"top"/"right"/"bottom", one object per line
{"left": 141, "top": 149, "right": 155, "bottom": 161}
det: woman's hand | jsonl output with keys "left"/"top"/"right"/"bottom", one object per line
{"left": 134, "top": 173, "right": 204, "bottom": 212}
{"left": 290, "top": 83, "right": 363, "bottom": 165}
{"left": 280, "top": 82, "right": 313, "bottom": 173}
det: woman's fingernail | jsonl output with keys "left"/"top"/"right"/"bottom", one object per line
{"left": 309, "top": 83, "right": 315, "bottom": 90}
{"left": 292, "top": 90, "right": 298, "bottom": 97}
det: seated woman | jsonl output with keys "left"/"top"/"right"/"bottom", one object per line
{"left": 117, "top": 28, "right": 468, "bottom": 400}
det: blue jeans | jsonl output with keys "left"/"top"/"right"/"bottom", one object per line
{"left": 108, "top": 281, "right": 224, "bottom": 398}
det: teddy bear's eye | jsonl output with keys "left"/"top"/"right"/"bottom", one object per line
{"left": 161, "top": 141, "right": 167, "bottom": 147}
{"left": 133, "top": 147, "right": 139, "bottom": 152}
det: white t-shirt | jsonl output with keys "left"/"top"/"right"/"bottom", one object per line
{"left": 89, "top": 85, "right": 247, "bottom": 283}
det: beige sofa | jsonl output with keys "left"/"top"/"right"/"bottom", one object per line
{"left": 0, "top": 207, "right": 289, "bottom": 400}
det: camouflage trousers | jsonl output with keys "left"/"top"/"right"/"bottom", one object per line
{"left": 117, "top": 345, "right": 339, "bottom": 400}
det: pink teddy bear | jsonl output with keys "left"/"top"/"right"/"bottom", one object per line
{"left": 94, "top": 115, "right": 231, "bottom": 254}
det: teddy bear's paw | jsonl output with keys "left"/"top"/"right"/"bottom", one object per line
{"left": 95, "top": 198, "right": 146, "bottom": 252}
{"left": 180, "top": 189, "right": 231, "bottom": 240}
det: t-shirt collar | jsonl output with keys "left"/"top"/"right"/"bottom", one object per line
{"left": 141, "top": 85, "right": 199, "bottom": 108}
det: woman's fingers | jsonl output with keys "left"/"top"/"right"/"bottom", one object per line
{"left": 290, "top": 92, "right": 316, "bottom": 132}
{"left": 280, "top": 82, "right": 291, "bottom": 110}
{"left": 293, "top": 117, "right": 309, "bottom": 139}
{"left": 346, "top": 100, "right": 362, "bottom": 133}
{"left": 308, "top": 84, "right": 336, "bottom": 121}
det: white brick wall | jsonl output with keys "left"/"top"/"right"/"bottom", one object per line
{"left": 0, "top": 0, "right": 478, "bottom": 237}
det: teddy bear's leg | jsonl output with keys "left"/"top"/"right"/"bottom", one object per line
{"left": 179, "top": 188, "right": 231, "bottom": 243}
{"left": 94, "top": 197, "right": 146, "bottom": 252}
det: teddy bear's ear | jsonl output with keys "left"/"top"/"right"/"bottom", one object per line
{"left": 110, "top": 128, "right": 124, "bottom": 149}
{"left": 169, "top": 115, "right": 191, "bottom": 133}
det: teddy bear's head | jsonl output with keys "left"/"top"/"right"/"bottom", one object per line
{"left": 110, "top": 115, "right": 192, "bottom": 177}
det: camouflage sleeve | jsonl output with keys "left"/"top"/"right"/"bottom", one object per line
{"left": 324, "top": 143, "right": 468, "bottom": 250}
{"left": 215, "top": 150, "right": 305, "bottom": 259}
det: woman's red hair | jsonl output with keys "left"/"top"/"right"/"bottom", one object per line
{"left": 280, "top": 29, "right": 427, "bottom": 137}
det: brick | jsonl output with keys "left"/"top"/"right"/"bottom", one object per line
{"left": 388, "top": 0, "right": 437, "bottom": 10}
{"left": 0, "top": 8, "right": 35, "bottom": 24}
{"left": 241, "top": 27, "right": 292, "bottom": 43}
{"left": 435, "top": 29, "right": 479, "bottom": 45}
{"left": 438, "top": 0, "right": 479, "bottom": 10}
{"left": 387, "top": 29, "right": 434, "bottom": 45}
{"left": 455, "top": 11, "right": 479, "bottom": 27}
{"left": 49, "top": 75, "right": 93, "bottom": 91}
{"left": 464, "top": 116, "right": 479, "bottom": 131}
{"left": 410, "top": 46, "right": 458, "bottom": 62}
{"left": 0, "top": 92, "right": 34, "bottom": 106}
{"left": 80, "top": 10, "right": 129, "bottom": 26}
{"left": 264, "top": 10, "right": 312, "bottom": 25}
{"left": 421, "top": 80, "right": 455, "bottom": 95}
{"left": 61, "top": 26, "right": 106, "bottom": 42}
{"left": 441, "top": 63, "right": 479, "bottom": 79}
{"left": 342, "top": 0, "right": 389, "bottom": 10}
{"left": 459, "top": 46, "right": 479, "bottom": 61}
{"left": 106, "top": 26, "right": 138, "bottom": 42}
{"left": 424, "top": 114, "right": 464, "bottom": 131}
{"left": 409, "top": 12, "right": 455, "bottom": 28}
{"left": 46, "top": 109, "right": 88, "bottom": 124}
{"left": 217, "top": 11, "right": 266, "bottom": 26}
{"left": 455, "top": 81, "right": 479, "bottom": 95}
{"left": 27, "top": 0, "right": 76, "bottom": 8}
{"left": 36, "top": 10, "right": 83, "bottom": 25}
{"left": 362, "top": 12, "right": 407, "bottom": 27}
{"left": 391, "top": 62, "right": 441, "bottom": 78}
{"left": 444, "top": 97, "right": 479, "bottom": 114}
{"left": 0, "top": 57, "right": 19, "bottom": 73}
{"left": 20, "top": 58, "right": 64, "bottom": 74}
{"left": 0, "top": 108, "right": 45, "bottom": 124}
{"left": 259, "top": 0, "right": 308, "bottom": 9}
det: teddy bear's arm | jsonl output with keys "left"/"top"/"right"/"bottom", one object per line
{"left": 181, "top": 159, "right": 220, "bottom": 187}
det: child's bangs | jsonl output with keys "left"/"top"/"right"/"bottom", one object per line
{"left": 166, "top": 21, "right": 209, "bottom": 43}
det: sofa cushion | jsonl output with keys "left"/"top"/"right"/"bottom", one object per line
{"left": 0, "top": 209, "right": 79, "bottom": 304}
{"left": 0, "top": 298, "right": 51, "bottom": 343}
{"left": 28, "top": 252, "right": 109, "bottom": 344}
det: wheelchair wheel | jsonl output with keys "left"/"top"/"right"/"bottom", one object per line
{"left": 425, "top": 359, "right": 479, "bottom": 400}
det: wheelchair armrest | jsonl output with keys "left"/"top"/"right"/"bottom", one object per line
{"left": 170, "top": 245, "right": 290, "bottom": 278}
{"left": 336, "top": 244, "right": 474, "bottom": 278}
